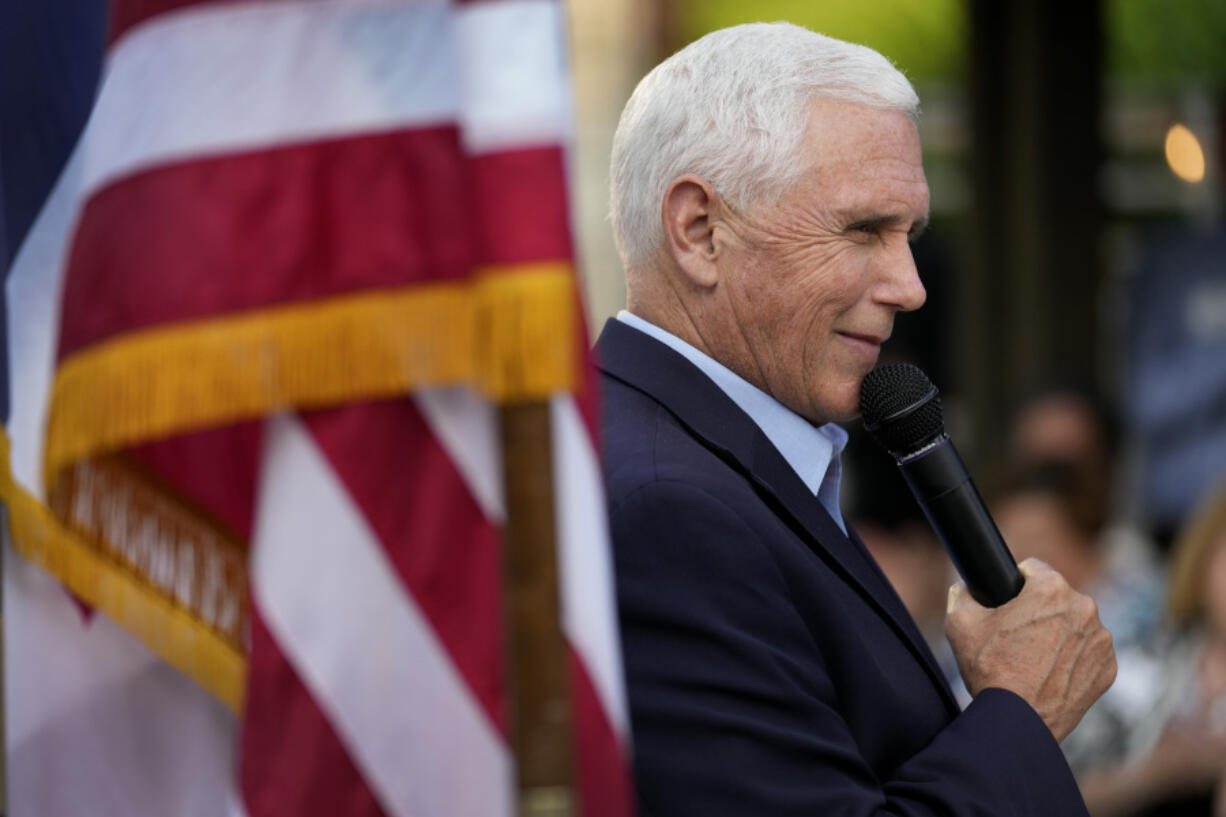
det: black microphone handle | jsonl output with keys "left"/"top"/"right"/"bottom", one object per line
{"left": 897, "top": 438, "right": 1024, "bottom": 607}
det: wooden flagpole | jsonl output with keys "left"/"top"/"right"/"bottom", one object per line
{"left": 500, "top": 401, "right": 576, "bottom": 817}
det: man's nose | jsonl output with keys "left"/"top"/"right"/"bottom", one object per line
{"left": 877, "top": 246, "right": 927, "bottom": 312}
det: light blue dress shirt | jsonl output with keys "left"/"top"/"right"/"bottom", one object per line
{"left": 617, "top": 311, "right": 849, "bottom": 533}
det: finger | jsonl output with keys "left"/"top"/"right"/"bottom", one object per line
{"left": 1018, "top": 558, "right": 1051, "bottom": 578}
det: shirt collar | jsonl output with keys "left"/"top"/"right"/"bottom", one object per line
{"left": 616, "top": 311, "right": 848, "bottom": 532}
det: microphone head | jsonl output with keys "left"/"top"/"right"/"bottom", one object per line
{"left": 860, "top": 363, "right": 946, "bottom": 457}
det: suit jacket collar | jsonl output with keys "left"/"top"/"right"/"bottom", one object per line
{"left": 596, "top": 318, "right": 958, "bottom": 714}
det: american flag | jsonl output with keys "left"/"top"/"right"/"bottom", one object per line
{"left": 1, "top": 1, "right": 632, "bottom": 815}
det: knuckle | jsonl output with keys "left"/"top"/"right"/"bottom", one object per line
{"left": 1098, "top": 627, "right": 1116, "bottom": 654}
{"left": 1035, "top": 571, "right": 1069, "bottom": 602}
{"left": 946, "top": 612, "right": 976, "bottom": 644}
{"left": 1076, "top": 594, "right": 1099, "bottom": 625}
{"left": 1102, "top": 654, "right": 1119, "bottom": 688}
{"left": 1028, "top": 570, "right": 1055, "bottom": 593}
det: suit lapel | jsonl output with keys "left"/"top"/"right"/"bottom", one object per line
{"left": 596, "top": 319, "right": 958, "bottom": 714}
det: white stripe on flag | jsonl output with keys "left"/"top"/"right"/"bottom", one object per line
{"left": 455, "top": 0, "right": 571, "bottom": 154}
{"left": 88, "top": 0, "right": 459, "bottom": 199}
{"left": 5, "top": 145, "right": 81, "bottom": 495}
{"left": 250, "top": 413, "right": 512, "bottom": 817}
{"left": 550, "top": 395, "right": 630, "bottom": 739}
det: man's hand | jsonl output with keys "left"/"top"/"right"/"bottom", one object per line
{"left": 945, "top": 558, "right": 1117, "bottom": 742}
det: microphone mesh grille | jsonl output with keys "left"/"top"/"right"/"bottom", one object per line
{"left": 860, "top": 363, "right": 946, "bottom": 455}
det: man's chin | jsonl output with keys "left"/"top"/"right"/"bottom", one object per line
{"left": 806, "top": 399, "right": 860, "bottom": 427}
{"left": 829, "top": 407, "right": 861, "bottom": 426}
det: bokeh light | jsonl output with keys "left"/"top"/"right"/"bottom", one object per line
{"left": 1164, "top": 123, "right": 1206, "bottom": 183}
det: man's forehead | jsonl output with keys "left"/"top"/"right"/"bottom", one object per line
{"left": 802, "top": 97, "right": 920, "bottom": 156}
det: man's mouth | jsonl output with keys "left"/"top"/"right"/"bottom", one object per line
{"left": 838, "top": 331, "right": 887, "bottom": 348}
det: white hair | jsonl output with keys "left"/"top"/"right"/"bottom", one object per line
{"left": 610, "top": 22, "right": 919, "bottom": 270}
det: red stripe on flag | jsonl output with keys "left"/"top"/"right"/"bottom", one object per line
{"left": 571, "top": 649, "right": 636, "bottom": 817}
{"left": 241, "top": 603, "right": 390, "bottom": 817}
{"left": 302, "top": 399, "right": 508, "bottom": 737}
{"left": 58, "top": 126, "right": 476, "bottom": 360}
{"left": 108, "top": 0, "right": 260, "bottom": 47}
{"left": 572, "top": 309, "right": 603, "bottom": 445}
{"left": 129, "top": 421, "right": 265, "bottom": 540}
{"left": 471, "top": 147, "right": 573, "bottom": 266}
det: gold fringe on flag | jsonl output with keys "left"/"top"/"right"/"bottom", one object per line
{"left": 44, "top": 262, "right": 577, "bottom": 493}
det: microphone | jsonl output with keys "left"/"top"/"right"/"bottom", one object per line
{"left": 859, "top": 363, "right": 1023, "bottom": 608}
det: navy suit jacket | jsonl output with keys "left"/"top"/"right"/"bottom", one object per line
{"left": 596, "top": 319, "right": 1088, "bottom": 817}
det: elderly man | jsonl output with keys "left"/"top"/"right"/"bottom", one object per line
{"left": 595, "top": 23, "right": 1116, "bottom": 816}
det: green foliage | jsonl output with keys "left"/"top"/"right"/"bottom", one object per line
{"left": 1110, "top": 0, "right": 1226, "bottom": 85}
{"left": 674, "top": 0, "right": 1226, "bottom": 88}
{"left": 673, "top": 0, "right": 965, "bottom": 83}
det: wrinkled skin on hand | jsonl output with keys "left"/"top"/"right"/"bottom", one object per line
{"left": 945, "top": 558, "right": 1118, "bottom": 742}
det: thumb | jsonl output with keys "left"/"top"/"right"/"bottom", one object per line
{"left": 947, "top": 581, "right": 966, "bottom": 615}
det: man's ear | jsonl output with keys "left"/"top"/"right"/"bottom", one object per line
{"left": 662, "top": 175, "right": 721, "bottom": 289}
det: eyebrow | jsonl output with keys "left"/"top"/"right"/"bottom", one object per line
{"left": 844, "top": 212, "right": 930, "bottom": 240}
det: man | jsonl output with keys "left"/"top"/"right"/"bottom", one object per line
{"left": 596, "top": 23, "right": 1117, "bottom": 816}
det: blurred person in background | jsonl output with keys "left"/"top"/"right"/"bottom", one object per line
{"left": 1126, "top": 224, "right": 1226, "bottom": 552}
{"left": 1005, "top": 382, "right": 1157, "bottom": 591}
{"left": 854, "top": 512, "right": 950, "bottom": 651}
{"left": 1068, "top": 477, "right": 1226, "bottom": 817}
{"left": 992, "top": 459, "right": 1166, "bottom": 785}
{"left": 1003, "top": 386, "right": 1164, "bottom": 646}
